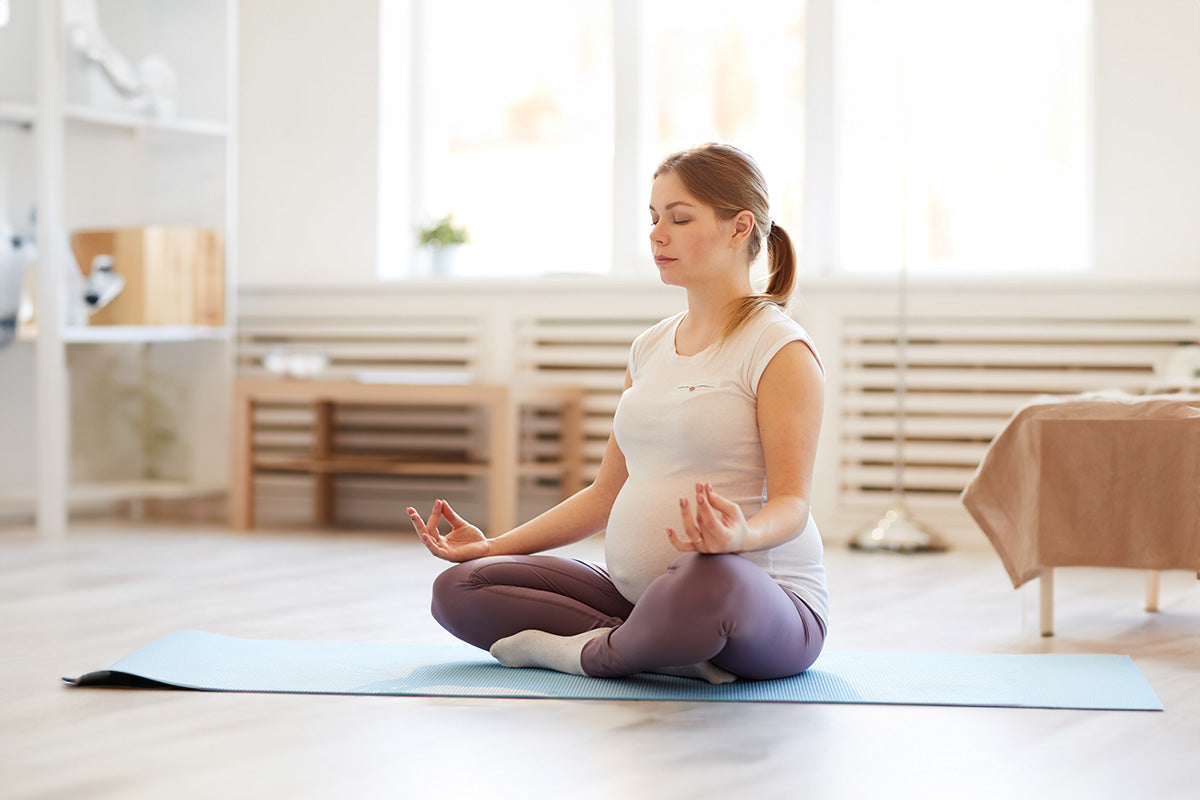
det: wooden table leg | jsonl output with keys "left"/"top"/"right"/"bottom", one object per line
{"left": 1146, "top": 570, "right": 1161, "bottom": 612}
{"left": 229, "top": 389, "right": 255, "bottom": 529}
{"left": 313, "top": 400, "right": 335, "bottom": 527}
{"left": 486, "top": 388, "right": 518, "bottom": 537}
{"left": 1040, "top": 568, "right": 1055, "bottom": 637}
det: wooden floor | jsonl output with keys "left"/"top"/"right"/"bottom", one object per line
{"left": 2, "top": 520, "right": 1198, "bottom": 800}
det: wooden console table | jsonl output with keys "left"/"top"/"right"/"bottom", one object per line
{"left": 230, "top": 378, "right": 581, "bottom": 535}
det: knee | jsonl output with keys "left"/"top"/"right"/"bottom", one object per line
{"left": 432, "top": 559, "right": 476, "bottom": 594}
{"left": 662, "top": 553, "right": 754, "bottom": 612}
{"left": 430, "top": 559, "right": 491, "bottom": 628}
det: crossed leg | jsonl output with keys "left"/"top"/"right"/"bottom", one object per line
{"left": 430, "top": 552, "right": 824, "bottom": 682}
{"left": 430, "top": 555, "right": 633, "bottom": 649}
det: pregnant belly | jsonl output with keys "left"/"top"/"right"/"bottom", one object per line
{"left": 603, "top": 489, "right": 682, "bottom": 603}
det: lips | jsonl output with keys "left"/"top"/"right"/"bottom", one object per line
{"left": 654, "top": 255, "right": 676, "bottom": 266}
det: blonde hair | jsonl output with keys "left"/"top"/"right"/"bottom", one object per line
{"left": 653, "top": 143, "right": 797, "bottom": 341}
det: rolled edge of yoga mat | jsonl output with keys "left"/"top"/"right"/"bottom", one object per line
{"left": 63, "top": 670, "right": 182, "bottom": 690}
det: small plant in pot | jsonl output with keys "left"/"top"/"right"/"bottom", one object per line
{"left": 418, "top": 214, "right": 469, "bottom": 277}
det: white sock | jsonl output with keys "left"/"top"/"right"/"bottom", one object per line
{"left": 490, "top": 628, "right": 613, "bottom": 676}
{"left": 490, "top": 629, "right": 739, "bottom": 685}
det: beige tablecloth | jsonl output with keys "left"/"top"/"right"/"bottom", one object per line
{"left": 961, "top": 394, "right": 1200, "bottom": 588}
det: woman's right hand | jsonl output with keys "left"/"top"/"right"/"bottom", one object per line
{"left": 407, "top": 499, "right": 493, "bottom": 562}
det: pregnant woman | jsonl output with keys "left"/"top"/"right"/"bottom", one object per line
{"left": 408, "top": 143, "right": 828, "bottom": 683}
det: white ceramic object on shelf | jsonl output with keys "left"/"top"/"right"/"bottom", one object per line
{"left": 263, "top": 347, "right": 329, "bottom": 380}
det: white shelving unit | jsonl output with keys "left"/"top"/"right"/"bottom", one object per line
{"left": 63, "top": 104, "right": 231, "bottom": 137}
{"left": 60, "top": 325, "right": 233, "bottom": 344}
{"left": 0, "top": 102, "right": 36, "bottom": 126}
{"left": 0, "top": 1, "right": 237, "bottom": 536}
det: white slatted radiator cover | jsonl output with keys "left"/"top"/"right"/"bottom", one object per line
{"left": 836, "top": 311, "right": 1200, "bottom": 533}
{"left": 236, "top": 280, "right": 1199, "bottom": 544}
{"left": 516, "top": 315, "right": 662, "bottom": 482}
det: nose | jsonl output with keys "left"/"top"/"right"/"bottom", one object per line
{"left": 650, "top": 219, "right": 668, "bottom": 246}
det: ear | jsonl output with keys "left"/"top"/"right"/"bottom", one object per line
{"left": 729, "top": 210, "right": 756, "bottom": 248}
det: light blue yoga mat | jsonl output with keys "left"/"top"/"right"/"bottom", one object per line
{"left": 65, "top": 630, "right": 1162, "bottom": 711}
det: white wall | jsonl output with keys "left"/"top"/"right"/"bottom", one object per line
{"left": 238, "top": 0, "right": 380, "bottom": 283}
{"left": 1093, "top": 0, "right": 1200, "bottom": 276}
{"left": 236, "top": 1, "right": 1200, "bottom": 284}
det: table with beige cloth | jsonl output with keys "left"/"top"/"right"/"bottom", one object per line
{"left": 962, "top": 393, "right": 1200, "bottom": 635}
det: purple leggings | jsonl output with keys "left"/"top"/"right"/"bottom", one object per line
{"left": 430, "top": 551, "right": 826, "bottom": 680}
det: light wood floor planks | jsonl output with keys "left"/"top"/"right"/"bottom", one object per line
{"left": 2, "top": 520, "right": 1198, "bottom": 800}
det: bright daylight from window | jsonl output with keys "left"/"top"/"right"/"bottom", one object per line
{"left": 837, "top": 0, "right": 1089, "bottom": 275}
{"left": 380, "top": 0, "right": 1089, "bottom": 279}
{"left": 414, "top": 1, "right": 614, "bottom": 278}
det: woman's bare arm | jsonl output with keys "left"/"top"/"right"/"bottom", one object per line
{"left": 411, "top": 370, "right": 632, "bottom": 561}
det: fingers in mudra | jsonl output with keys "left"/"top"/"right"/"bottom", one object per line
{"left": 408, "top": 499, "right": 489, "bottom": 562}
{"left": 666, "top": 521, "right": 698, "bottom": 552}
{"left": 668, "top": 496, "right": 707, "bottom": 552}
{"left": 407, "top": 504, "right": 439, "bottom": 549}
{"left": 408, "top": 499, "right": 452, "bottom": 548}
{"left": 406, "top": 505, "right": 430, "bottom": 537}
{"left": 669, "top": 483, "right": 745, "bottom": 554}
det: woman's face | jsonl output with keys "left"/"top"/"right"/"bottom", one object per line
{"left": 648, "top": 171, "right": 742, "bottom": 288}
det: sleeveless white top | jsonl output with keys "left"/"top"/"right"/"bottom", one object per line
{"left": 605, "top": 305, "right": 829, "bottom": 626}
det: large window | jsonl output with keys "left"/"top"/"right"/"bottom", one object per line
{"left": 380, "top": 0, "right": 1090, "bottom": 279}
{"left": 380, "top": 0, "right": 808, "bottom": 279}
{"left": 411, "top": 1, "right": 613, "bottom": 278}
{"left": 836, "top": 0, "right": 1090, "bottom": 274}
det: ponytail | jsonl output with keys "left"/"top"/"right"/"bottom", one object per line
{"left": 765, "top": 220, "right": 796, "bottom": 304}
{"left": 719, "top": 219, "right": 797, "bottom": 342}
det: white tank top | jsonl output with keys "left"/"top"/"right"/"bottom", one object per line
{"left": 605, "top": 305, "right": 829, "bottom": 625}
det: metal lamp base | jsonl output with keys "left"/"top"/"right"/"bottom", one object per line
{"left": 849, "top": 503, "right": 948, "bottom": 553}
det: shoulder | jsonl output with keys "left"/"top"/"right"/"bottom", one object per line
{"left": 631, "top": 311, "right": 684, "bottom": 354}
{"left": 751, "top": 304, "right": 812, "bottom": 341}
{"left": 646, "top": 310, "right": 686, "bottom": 339}
{"left": 737, "top": 306, "right": 824, "bottom": 380}
{"left": 628, "top": 311, "right": 684, "bottom": 372}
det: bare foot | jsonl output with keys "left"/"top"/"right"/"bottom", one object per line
{"left": 652, "top": 661, "right": 737, "bottom": 685}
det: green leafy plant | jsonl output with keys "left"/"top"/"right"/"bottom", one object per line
{"left": 418, "top": 214, "right": 469, "bottom": 248}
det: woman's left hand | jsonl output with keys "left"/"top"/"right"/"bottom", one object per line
{"left": 667, "top": 482, "right": 750, "bottom": 554}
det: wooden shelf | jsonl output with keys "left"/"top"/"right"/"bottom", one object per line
{"left": 253, "top": 453, "right": 572, "bottom": 480}
{"left": 231, "top": 379, "right": 586, "bottom": 533}
{"left": 231, "top": 379, "right": 521, "bottom": 533}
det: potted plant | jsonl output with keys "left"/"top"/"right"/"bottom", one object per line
{"left": 418, "top": 214, "right": 469, "bottom": 277}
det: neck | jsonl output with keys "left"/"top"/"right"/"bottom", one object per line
{"left": 688, "top": 269, "right": 752, "bottom": 320}
{"left": 678, "top": 272, "right": 753, "bottom": 353}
